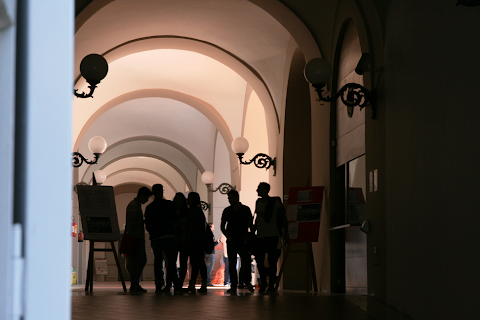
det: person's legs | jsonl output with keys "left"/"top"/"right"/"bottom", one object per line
{"left": 128, "top": 239, "right": 147, "bottom": 291}
{"left": 178, "top": 246, "right": 188, "bottom": 287}
{"left": 223, "top": 256, "right": 230, "bottom": 285}
{"left": 204, "top": 252, "right": 215, "bottom": 285}
{"left": 163, "top": 238, "right": 179, "bottom": 290}
{"left": 227, "top": 242, "right": 239, "bottom": 289}
{"left": 254, "top": 238, "right": 268, "bottom": 292}
{"left": 151, "top": 239, "right": 165, "bottom": 290}
{"left": 198, "top": 250, "right": 208, "bottom": 292}
{"left": 188, "top": 248, "right": 200, "bottom": 291}
{"left": 266, "top": 237, "right": 280, "bottom": 291}
{"left": 238, "top": 244, "right": 253, "bottom": 291}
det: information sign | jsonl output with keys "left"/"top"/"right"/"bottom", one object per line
{"left": 286, "top": 186, "right": 324, "bottom": 242}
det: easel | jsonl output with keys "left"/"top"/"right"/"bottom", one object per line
{"left": 275, "top": 241, "right": 318, "bottom": 292}
{"left": 85, "top": 240, "right": 127, "bottom": 292}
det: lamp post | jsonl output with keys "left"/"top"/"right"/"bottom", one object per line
{"left": 201, "top": 171, "right": 235, "bottom": 194}
{"left": 72, "top": 136, "right": 107, "bottom": 167}
{"left": 74, "top": 54, "right": 109, "bottom": 98}
{"left": 304, "top": 57, "right": 376, "bottom": 119}
{"left": 231, "top": 137, "right": 276, "bottom": 176}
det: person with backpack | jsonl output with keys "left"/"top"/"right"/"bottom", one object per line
{"left": 252, "top": 182, "right": 289, "bottom": 293}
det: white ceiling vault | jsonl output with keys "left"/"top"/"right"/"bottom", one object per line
{"left": 73, "top": 0, "right": 299, "bottom": 197}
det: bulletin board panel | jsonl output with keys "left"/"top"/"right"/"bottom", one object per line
{"left": 286, "top": 186, "right": 324, "bottom": 242}
{"left": 77, "top": 185, "right": 121, "bottom": 241}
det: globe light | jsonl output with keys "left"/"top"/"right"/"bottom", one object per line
{"left": 231, "top": 137, "right": 249, "bottom": 154}
{"left": 94, "top": 170, "right": 107, "bottom": 184}
{"left": 88, "top": 136, "right": 107, "bottom": 154}
{"left": 201, "top": 171, "right": 215, "bottom": 185}
{"left": 304, "top": 58, "right": 333, "bottom": 85}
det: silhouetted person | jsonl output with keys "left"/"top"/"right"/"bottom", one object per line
{"left": 221, "top": 189, "right": 254, "bottom": 294}
{"left": 125, "top": 186, "right": 152, "bottom": 293}
{"left": 253, "top": 182, "right": 289, "bottom": 293}
{"left": 173, "top": 192, "right": 190, "bottom": 292}
{"left": 186, "top": 192, "right": 208, "bottom": 293}
{"left": 204, "top": 223, "right": 220, "bottom": 286}
{"left": 145, "top": 184, "right": 179, "bottom": 293}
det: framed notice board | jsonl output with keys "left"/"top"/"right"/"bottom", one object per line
{"left": 77, "top": 185, "right": 121, "bottom": 241}
{"left": 286, "top": 186, "right": 324, "bottom": 242}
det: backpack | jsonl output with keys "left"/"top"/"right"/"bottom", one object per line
{"left": 204, "top": 224, "right": 215, "bottom": 253}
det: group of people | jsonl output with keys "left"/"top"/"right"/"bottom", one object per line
{"left": 123, "top": 182, "right": 289, "bottom": 294}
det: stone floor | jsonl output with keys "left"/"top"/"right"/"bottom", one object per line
{"left": 71, "top": 282, "right": 412, "bottom": 320}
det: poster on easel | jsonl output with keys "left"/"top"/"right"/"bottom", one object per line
{"left": 77, "top": 185, "right": 121, "bottom": 241}
{"left": 286, "top": 186, "right": 324, "bottom": 242}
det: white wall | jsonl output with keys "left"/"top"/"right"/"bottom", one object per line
{"left": 0, "top": 0, "right": 16, "bottom": 318}
{"left": 240, "top": 91, "right": 270, "bottom": 210}
{"left": 15, "top": 1, "right": 74, "bottom": 319}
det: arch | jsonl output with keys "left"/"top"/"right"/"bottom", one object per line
{"left": 74, "top": 37, "right": 280, "bottom": 137}
{"left": 76, "top": 0, "right": 322, "bottom": 61}
{"left": 247, "top": 0, "right": 321, "bottom": 60}
{"left": 84, "top": 153, "right": 194, "bottom": 192}
{"left": 74, "top": 89, "right": 238, "bottom": 174}
{"left": 98, "top": 168, "right": 178, "bottom": 194}
{"left": 113, "top": 182, "right": 150, "bottom": 195}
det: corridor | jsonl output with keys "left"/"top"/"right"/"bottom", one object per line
{"left": 71, "top": 283, "right": 410, "bottom": 320}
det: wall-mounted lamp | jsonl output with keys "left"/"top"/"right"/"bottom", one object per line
{"left": 304, "top": 55, "right": 377, "bottom": 119}
{"left": 201, "top": 171, "right": 235, "bottom": 194}
{"left": 72, "top": 136, "right": 107, "bottom": 167}
{"left": 74, "top": 54, "right": 109, "bottom": 98}
{"left": 92, "top": 170, "right": 107, "bottom": 186}
{"left": 231, "top": 137, "right": 276, "bottom": 176}
{"left": 200, "top": 201, "right": 210, "bottom": 212}
{"left": 457, "top": 0, "right": 480, "bottom": 5}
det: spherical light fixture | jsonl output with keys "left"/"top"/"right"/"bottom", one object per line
{"left": 231, "top": 137, "right": 249, "bottom": 154}
{"left": 201, "top": 171, "right": 216, "bottom": 185}
{"left": 304, "top": 58, "right": 332, "bottom": 86}
{"left": 93, "top": 170, "right": 107, "bottom": 185}
{"left": 88, "top": 136, "right": 107, "bottom": 155}
{"left": 74, "top": 54, "right": 109, "bottom": 98}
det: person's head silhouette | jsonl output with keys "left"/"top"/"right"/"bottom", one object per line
{"left": 137, "top": 186, "right": 153, "bottom": 204}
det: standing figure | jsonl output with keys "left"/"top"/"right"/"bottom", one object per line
{"left": 186, "top": 192, "right": 208, "bottom": 293}
{"left": 204, "top": 223, "right": 220, "bottom": 286}
{"left": 145, "top": 184, "right": 179, "bottom": 293}
{"left": 173, "top": 192, "right": 189, "bottom": 291}
{"left": 125, "top": 186, "right": 152, "bottom": 293}
{"left": 253, "top": 182, "right": 289, "bottom": 293}
{"left": 221, "top": 189, "right": 255, "bottom": 294}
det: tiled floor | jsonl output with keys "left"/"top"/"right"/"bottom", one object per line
{"left": 71, "top": 282, "right": 411, "bottom": 320}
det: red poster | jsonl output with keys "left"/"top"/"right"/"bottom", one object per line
{"left": 286, "top": 186, "right": 324, "bottom": 242}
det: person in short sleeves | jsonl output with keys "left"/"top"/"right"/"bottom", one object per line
{"left": 221, "top": 190, "right": 254, "bottom": 294}
{"left": 253, "top": 182, "right": 289, "bottom": 293}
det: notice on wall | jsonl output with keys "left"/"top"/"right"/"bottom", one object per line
{"left": 95, "top": 258, "right": 109, "bottom": 275}
{"left": 286, "top": 186, "right": 324, "bottom": 242}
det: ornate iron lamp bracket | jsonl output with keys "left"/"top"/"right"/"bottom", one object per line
{"left": 200, "top": 201, "right": 210, "bottom": 212}
{"left": 72, "top": 152, "right": 100, "bottom": 167}
{"left": 237, "top": 153, "right": 276, "bottom": 176}
{"left": 74, "top": 81, "right": 99, "bottom": 98}
{"left": 312, "top": 83, "right": 376, "bottom": 119}
{"left": 206, "top": 183, "right": 235, "bottom": 194}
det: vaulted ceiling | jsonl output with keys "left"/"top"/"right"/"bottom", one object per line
{"left": 73, "top": 0, "right": 296, "bottom": 199}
